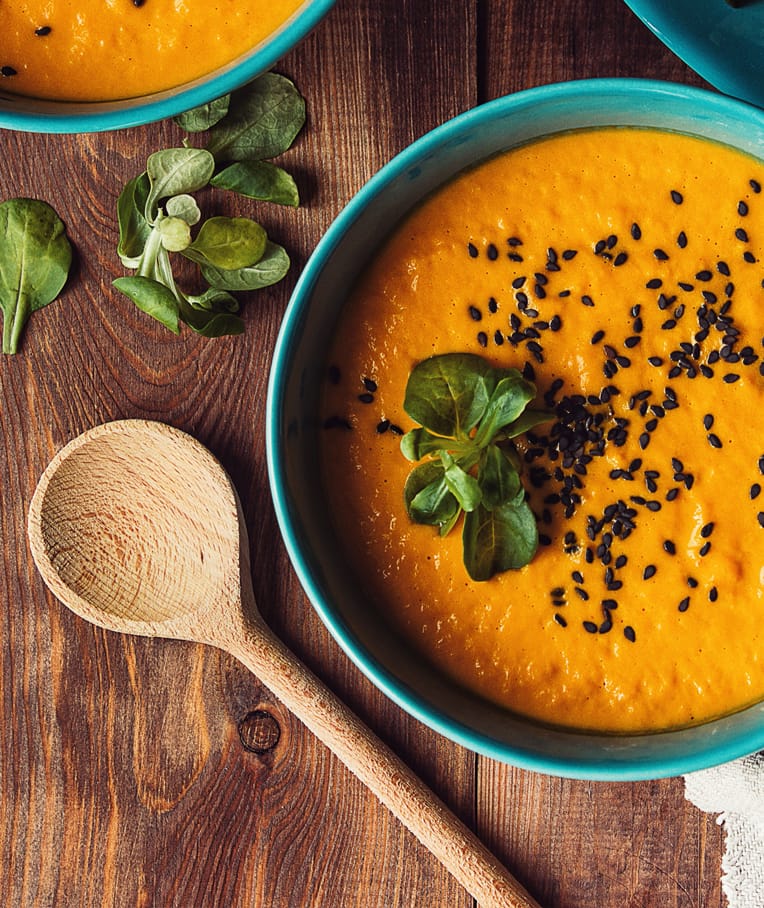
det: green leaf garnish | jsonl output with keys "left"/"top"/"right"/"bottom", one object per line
{"left": 114, "top": 73, "right": 305, "bottom": 338}
{"left": 401, "top": 352, "right": 552, "bottom": 580}
{"left": 0, "top": 198, "right": 73, "bottom": 354}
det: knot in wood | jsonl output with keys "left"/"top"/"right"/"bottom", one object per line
{"left": 238, "top": 709, "right": 281, "bottom": 754}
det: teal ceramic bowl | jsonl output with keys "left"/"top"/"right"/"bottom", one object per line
{"left": 267, "top": 78, "right": 764, "bottom": 780}
{"left": 0, "top": 0, "right": 334, "bottom": 133}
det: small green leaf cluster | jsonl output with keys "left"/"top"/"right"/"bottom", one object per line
{"left": 400, "top": 353, "right": 552, "bottom": 581}
{"left": 0, "top": 198, "right": 72, "bottom": 354}
{"left": 114, "top": 72, "right": 304, "bottom": 337}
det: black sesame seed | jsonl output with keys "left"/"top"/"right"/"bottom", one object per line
{"left": 631, "top": 223, "right": 642, "bottom": 240}
{"left": 323, "top": 415, "right": 352, "bottom": 430}
{"left": 583, "top": 621, "right": 598, "bottom": 634}
{"left": 581, "top": 295, "right": 594, "bottom": 307}
{"left": 717, "top": 260, "right": 731, "bottom": 276}
{"left": 613, "top": 252, "right": 628, "bottom": 267}
{"left": 738, "top": 200, "right": 749, "bottom": 216}
{"left": 752, "top": 484, "right": 762, "bottom": 499}
{"left": 751, "top": 179, "right": 762, "bottom": 194}
{"left": 735, "top": 227, "right": 749, "bottom": 242}
{"left": 488, "top": 296, "right": 499, "bottom": 313}
{"left": 646, "top": 278, "right": 663, "bottom": 289}
{"left": 624, "top": 626, "right": 636, "bottom": 643}
{"left": 703, "top": 414, "right": 714, "bottom": 430}
{"left": 707, "top": 433, "right": 722, "bottom": 449}
{"left": 469, "top": 305, "right": 482, "bottom": 321}
{"left": 363, "top": 377, "right": 377, "bottom": 392}
{"left": 358, "top": 392, "right": 374, "bottom": 404}
{"left": 723, "top": 373, "right": 740, "bottom": 383}
{"left": 494, "top": 329, "right": 505, "bottom": 346}
{"left": 34, "top": 25, "right": 52, "bottom": 36}
{"left": 670, "top": 190, "right": 684, "bottom": 205}
{"left": 477, "top": 331, "right": 488, "bottom": 347}
{"left": 677, "top": 231, "right": 688, "bottom": 249}
{"left": 554, "top": 613, "right": 567, "bottom": 627}
{"left": 1, "top": 66, "right": 17, "bottom": 77}
{"left": 666, "top": 487, "right": 679, "bottom": 501}
{"left": 699, "top": 541, "right": 711, "bottom": 556}
{"left": 591, "top": 330, "right": 605, "bottom": 344}
{"left": 647, "top": 356, "right": 663, "bottom": 367}
{"left": 487, "top": 243, "right": 498, "bottom": 260}
{"left": 643, "top": 564, "right": 657, "bottom": 580}
{"left": 467, "top": 243, "right": 478, "bottom": 258}
{"left": 709, "top": 587, "right": 719, "bottom": 602}
{"left": 376, "top": 419, "right": 390, "bottom": 434}
{"left": 654, "top": 248, "right": 669, "bottom": 261}
{"left": 678, "top": 597, "right": 690, "bottom": 612}
{"left": 562, "top": 249, "right": 578, "bottom": 260}
{"left": 759, "top": 512, "right": 764, "bottom": 529}
{"left": 663, "top": 540, "right": 676, "bottom": 555}
{"left": 550, "top": 315, "right": 562, "bottom": 332}
{"left": 687, "top": 576, "right": 699, "bottom": 588}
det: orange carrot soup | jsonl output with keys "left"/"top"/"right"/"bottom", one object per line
{"left": 0, "top": 0, "right": 306, "bottom": 101}
{"left": 320, "top": 128, "right": 764, "bottom": 734}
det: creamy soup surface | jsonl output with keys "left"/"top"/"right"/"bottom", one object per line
{"left": 320, "top": 128, "right": 764, "bottom": 734}
{"left": 0, "top": 0, "right": 305, "bottom": 101}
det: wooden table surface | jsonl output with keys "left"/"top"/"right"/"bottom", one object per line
{"left": 0, "top": 1, "right": 732, "bottom": 905}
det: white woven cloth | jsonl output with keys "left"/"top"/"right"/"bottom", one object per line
{"left": 684, "top": 753, "right": 764, "bottom": 908}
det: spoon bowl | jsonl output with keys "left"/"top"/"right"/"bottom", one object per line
{"left": 27, "top": 419, "right": 540, "bottom": 908}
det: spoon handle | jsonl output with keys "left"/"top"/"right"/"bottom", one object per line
{"left": 226, "top": 618, "right": 540, "bottom": 908}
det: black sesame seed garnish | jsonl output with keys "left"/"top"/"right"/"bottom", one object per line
{"left": 583, "top": 621, "right": 598, "bottom": 634}
{"left": 1, "top": 66, "right": 18, "bottom": 77}
{"left": 709, "top": 587, "right": 719, "bottom": 602}
{"left": 624, "top": 626, "right": 636, "bottom": 643}
{"left": 613, "top": 252, "right": 628, "bottom": 267}
{"left": 751, "top": 484, "right": 762, "bottom": 500}
{"left": 699, "top": 541, "right": 711, "bottom": 557}
{"left": 34, "top": 25, "right": 52, "bottom": 36}
{"left": 363, "top": 377, "right": 377, "bottom": 392}
{"left": 703, "top": 414, "right": 714, "bottom": 430}
{"left": 663, "top": 540, "right": 676, "bottom": 555}
{"left": 376, "top": 419, "right": 390, "bottom": 434}
{"left": 750, "top": 179, "right": 762, "bottom": 194}
{"left": 677, "top": 231, "right": 688, "bottom": 249}
{"left": 468, "top": 305, "right": 482, "bottom": 321}
{"left": 467, "top": 242, "right": 478, "bottom": 258}
{"left": 707, "top": 433, "right": 722, "bottom": 449}
{"left": 654, "top": 248, "right": 669, "bottom": 261}
{"left": 735, "top": 227, "right": 749, "bottom": 243}
{"left": 738, "top": 200, "right": 749, "bottom": 216}
{"left": 554, "top": 613, "right": 567, "bottom": 627}
{"left": 488, "top": 296, "right": 499, "bottom": 313}
{"left": 643, "top": 564, "right": 657, "bottom": 580}
{"left": 323, "top": 415, "right": 352, "bottom": 430}
{"left": 758, "top": 512, "right": 764, "bottom": 529}
{"left": 477, "top": 331, "right": 488, "bottom": 347}
{"left": 723, "top": 373, "right": 740, "bottom": 383}
{"left": 687, "top": 576, "right": 698, "bottom": 588}
{"left": 678, "top": 596, "right": 690, "bottom": 613}
{"left": 646, "top": 278, "right": 663, "bottom": 289}
{"left": 670, "top": 190, "right": 684, "bottom": 205}
{"left": 358, "top": 392, "right": 374, "bottom": 404}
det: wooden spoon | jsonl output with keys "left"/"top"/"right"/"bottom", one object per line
{"left": 27, "top": 419, "right": 541, "bottom": 908}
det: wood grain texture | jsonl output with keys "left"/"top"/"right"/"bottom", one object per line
{"left": 0, "top": 0, "right": 730, "bottom": 905}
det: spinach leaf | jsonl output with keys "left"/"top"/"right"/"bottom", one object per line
{"left": 0, "top": 198, "right": 72, "bottom": 354}
{"left": 181, "top": 216, "right": 266, "bottom": 270}
{"left": 117, "top": 173, "right": 152, "bottom": 267}
{"left": 403, "top": 352, "right": 496, "bottom": 438}
{"left": 201, "top": 241, "right": 289, "bottom": 291}
{"left": 400, "top": 352, "right": 551, "bottom": 580}
{"left": 205, "top": 73, "right": 306, "bottom": 162}
{"left": 210, "top": 160, "right": 299, "bottom": 207}
{"left": 174, "top": 94, "right": 231, "bottom": 132}
{"left": 112, "top": 275, "right": 180, "bottom": 334}
{"left": 145, "top": 148, "right": 216, "bottom": 222}
{"left": 462, "top": 499, "right": 538, "bottom": 582}
{"left": 403, "top": 461, "right": 460, "bottom": 532}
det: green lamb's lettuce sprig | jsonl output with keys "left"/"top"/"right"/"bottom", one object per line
{"left": 400, "top": 352, "right": 552, "bottom": 581}
{"left": 114, "top": 73, "right": 304, "bottom": 338}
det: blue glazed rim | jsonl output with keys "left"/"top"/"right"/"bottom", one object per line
{"left": 622, "top": 0, "right": 764, "bottom": 110}
{"left": 267, "top": 78, "right": 764, "bottom": 780}
{"left": 0, "top": 0, "right": 335, "bottom": 134}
